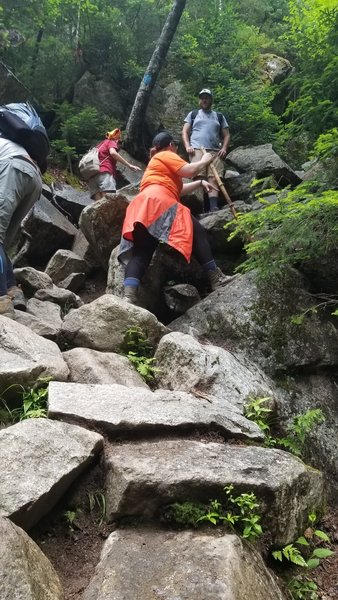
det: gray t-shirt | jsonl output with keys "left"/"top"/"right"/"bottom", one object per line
{"left": 184, "top": 109, "right": 229, "bottom": 150}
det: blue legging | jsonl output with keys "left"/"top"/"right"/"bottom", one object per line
{"left": 0, "top": 243, "right": 16, "bottom": 296}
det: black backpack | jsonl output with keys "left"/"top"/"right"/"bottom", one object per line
{"left": 190, "top": 109, "right": 224, "bottom": 134}
{"left": 0, "top": 102, "right": 49, "bottom": 173}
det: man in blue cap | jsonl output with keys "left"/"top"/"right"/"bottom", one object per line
{"left": 182, "top": 88, "right": 230, "bottom": 213}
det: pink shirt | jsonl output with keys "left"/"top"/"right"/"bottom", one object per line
{"left": 97, "top": 139, "right": 118, "bottom": 176}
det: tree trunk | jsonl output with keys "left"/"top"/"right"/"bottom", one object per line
{"left": 124, "top": 0, "right": 187, "bottom": 159}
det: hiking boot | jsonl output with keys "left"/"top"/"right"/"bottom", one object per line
{"left": 207, "top": 267, "right": 237, "bottom": 291}
{"left": 7, "top": 285, "right": 27, "bottom": 311}
{"left": 123, "top": 286, "right": 139, "bottom": 306}
{"left": 0, "top": 295, "right": 15, "bottom": 318}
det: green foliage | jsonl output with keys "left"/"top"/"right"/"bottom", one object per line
{"left": 272, "top": 514, "right": 333, "bottom": 599}
{"left": 0, "top": 378, "right": 50, "bottom": 423}
{"left": 163, "top": 501, "right": 206, "bottom": 528}
{"left": 122, "top": 326, "right": 160, "bottom": 382}
{"left": 288, "top": 576, "right": 319, "bottom": 600}
{"left": 311, "top": 128, "right": 338, "bottom": 160}
{"left": 197, "top": 485, "right": 263, "bottom": 541}
{"left": 244, "top": 396, "right": 273, "bottom": 434}
{"left": 278, "top": 409, "right": 325, "bottom": 457}
{"left": 88, "top": 491, "right": 106, "bottom": 526}
{"left": 63, "top": 509, "right": 78, "bottom": 531}
{"left": 276, "top": 0, "right": 338, "bottom": 161}
{"left": 227, "top": 186, "right": 338, "bottom": 279}
{"left": 244, "top": 397, "right": 325, "bottom": 458}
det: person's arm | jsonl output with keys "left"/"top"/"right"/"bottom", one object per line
{"left": 109, "top": 147, "right": 142, "bottom": 172}
{"left": 181, "top": 179, "right": 218, "bottom": 195}
{"left": 218, "top": 127, "right": 230, "bottom": 159}
{"left": 182, "top": 122, "right": 195, "bottom": 156}
{"left": 178, "top": 152, "right": 214, "bottom": 178}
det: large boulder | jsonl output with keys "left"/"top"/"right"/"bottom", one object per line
{"left": 83, "top": 529, "right": 286, "bottom": 600}
{"left": 79, "top": 193, "right": 133, "bottom": 269}
{"left": 15, "top": 196, "right": 77, "bottom": 265}
{"left": 170, "top": 270, "right": 338, "bottom": 375}
{"left": 0, "top": 419, "right": 103, "bottom": 530}
{"left": 226, "top": 144, "right": 301, "bottom": 187}
{"left": 0, "top": 517, "right": 64, "bottom": 600}
{"left": 259, "top": 53, "right": 293, "bottom": 84}
{"left": 0, "top": 315, "right": 69, "bottom": 387}
{"left": 52, "top": 183, "right": 92, "bottom": 226}
{"left": 154, "top": 332, "right": 277, "bottom": 411}
{"left": 105, "top": 439, "right": 324, "bottom": 546}
{"left": 61, "top": 294, "right": 168, "bottom": 352}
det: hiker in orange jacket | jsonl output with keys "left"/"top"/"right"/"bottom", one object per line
{"left": 118, "top": 131, "right": 235, "bottom": 305}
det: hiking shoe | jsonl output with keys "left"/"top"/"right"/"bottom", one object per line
{"left": 207, "top": 267, "right": 237, "bottom": 291}
{"left": 7, "top": 285, "right": 27, "bottom": 311}
{"left": 0, "top": 295, "right": 15, "bottom": 318}
{"left": 123, "top": 286, "right": 139, "bottom": 306}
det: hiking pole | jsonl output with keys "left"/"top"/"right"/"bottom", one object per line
{"left": 200, "top": 147, "right": 238, "bottom": 220}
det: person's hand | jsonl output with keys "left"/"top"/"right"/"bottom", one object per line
{"left": 218, "top": 148, "right": 227, "bottom": 159}
{"left": 201, "top": 180, "right": 218, "bottom": 193}
{"left": 201, "top": 151, "right": 214, "bottom": 165}
{"left": 186, "top": 146, "right": 195, "bottom": 156}
{"left": 130, "top": 164, "right": 142, "bottom": 172}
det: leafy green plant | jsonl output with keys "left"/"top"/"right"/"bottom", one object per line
{"left": 311, "top": 128, "right": 338, "bottom": 160}
{"left": 122, "top": 326, "right": 160, "bottom": 382}
{"left": 63, "top": 510, "right": 78, "bottom": 532}
{"left": 0, "top": 378, "right": 50, "bottom": 423}
{"left": 226, "top": 186, "right": 338, "bottom": 280}
{"left": 244, "top": 397, "right": 325, "bottom": 458}
{"left": 278, "top": 409, "right": 325, "bottom": 457}
{"left": 244, "top": 396, "right": 273, "bottom": 434}
{"left": 288, "top": 576, "right": 319, "bottom": 600}
{"left": 197, "top": 485, "right": 263, "bottom": 541}
{"left": 88, "top": 491, "right": 106, "bottom": 526}
{"left": 272, "top": 513, "right": 333, "bottom": 599}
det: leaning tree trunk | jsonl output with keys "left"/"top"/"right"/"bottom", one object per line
{"left": 124, "top": 0, "right": 187, "bottom": 158}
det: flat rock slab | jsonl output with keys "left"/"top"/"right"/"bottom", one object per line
{"left": 48, "top": 381, "right": 263, "bottom": 440}
{"left": 0, "top": 517, "right": 64, "bottom": 600}
{"left": 84, "top": 529, "right": 285, "bottom": 600}
{"left": 105, "top": 440, "right": 323, "bottom": 546}
{"left": 0, "top": 315, "right": 69, "bottom": 388}
{"left": 0, "top": 419, "right": 103, "bottom": 530}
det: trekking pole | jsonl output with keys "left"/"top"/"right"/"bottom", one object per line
{"left": 200, "top": 147, "right": 238, "bottom": 220}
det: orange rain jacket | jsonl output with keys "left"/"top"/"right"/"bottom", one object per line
{"left": 119, "top": 150, "right": 194, "bottom": 263}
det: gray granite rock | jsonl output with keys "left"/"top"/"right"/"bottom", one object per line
{"left": 154, "top": 332, "right": 277, "bottom": 411}
{"left": 14, "top": 267, "right": 54, "bottom": 296}
{"left": 83, "top": 529, "right": 285, "bottom": 600}
{"left": 47, "top": 381, "right": 263, "bottom": 440}
{"left": 62, "top": 348, "right": 148, "bottom": 387}
{"left": 0, "top": 419, "right": 103, "bottom": 530}
{"left": 105, "top": 439, "right": 323, "bottom": 546}
{"left": 45, "top": 249, "right": 89, "bottom": 285}
{"left": 61, "top": 294, "right": 168, "bottom": 352}
{"left": 0, "top": 517, "right": 64, "bottom": 600}
{"left": 0, "top": 315, "right": 69, "bottom": 388}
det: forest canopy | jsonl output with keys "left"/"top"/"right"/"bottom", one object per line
{"left": 0, "top": 0, "right": 337, "bottom": 167}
